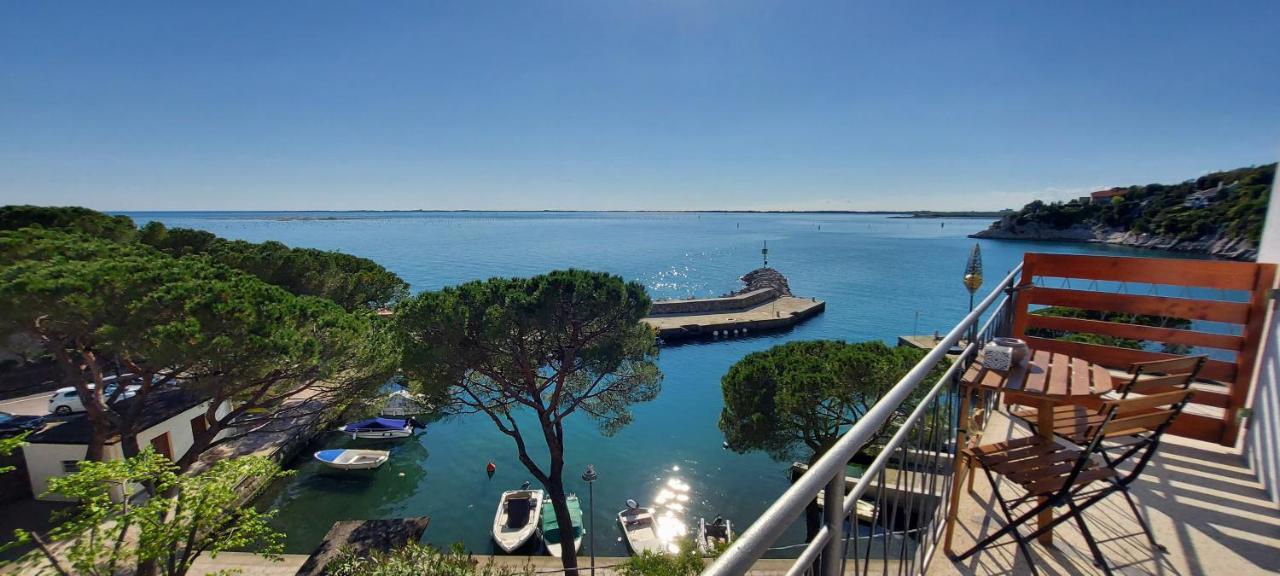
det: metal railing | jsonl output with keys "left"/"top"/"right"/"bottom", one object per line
{"left": 703, "top": 264, "right": 1022, "bottom": 576}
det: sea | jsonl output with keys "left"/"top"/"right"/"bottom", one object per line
{"left": 122, "top": 211, "right": 1206, "bottom": 557}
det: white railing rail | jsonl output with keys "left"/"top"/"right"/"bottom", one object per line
{"left": 703, "top": 264, "right": 1023, "bottom": 576}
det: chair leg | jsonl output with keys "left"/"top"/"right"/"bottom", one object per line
{"left": 1116, "top": 481, "right": 1166, "bottom": 553}
{"left": 957, "top": 467, "right": 1042, "bottom": 576}
{"left": 1067, "top": 500, "right": 1113, "bottom": 575}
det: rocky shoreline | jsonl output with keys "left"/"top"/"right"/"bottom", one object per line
{"left": 970, "top": 220, "right": 1257, "bottom": 261}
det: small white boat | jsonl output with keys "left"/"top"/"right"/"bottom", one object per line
{"left": 338, "top": 417, "right": 414, "bottom": 440}
{"left": 540, "top": 494, "right": 584, "bottom": 558}
{"left": 618, "top": 500, "right": 664, "bottom": 555}
{"left": 313, "top": 449, "right": 390, "bottom": 470}
{"left": 492, "top": 486, "right": 545, "bottom": 553}
{"left": 696, "top": 516, "right": 733, "bottom": 554}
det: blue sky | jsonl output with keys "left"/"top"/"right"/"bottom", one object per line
{"left": 2, "top": 1, "right": 1278, "bottom": 211}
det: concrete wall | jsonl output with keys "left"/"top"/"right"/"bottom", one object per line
{"left": 135, "top": 400, "right": 232, "bottom": 464}
{"left": 1246, "top": 161, "right": 1280, "bottom": 509}
{"left": 24, "top": 443, "right": 93, "bottom": 501}
{"left": 649, "top": 288, "right": 776, "bottom": 315}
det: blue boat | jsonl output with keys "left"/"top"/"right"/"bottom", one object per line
{"left": 338, "top": 417, "right": 414, "bottom": 439}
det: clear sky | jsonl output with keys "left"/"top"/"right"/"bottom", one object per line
{"left": 2, "top": 1, "right": 1278, "bottom": 212}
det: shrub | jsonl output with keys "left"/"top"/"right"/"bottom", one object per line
{"left": 326, "top": 543, "right": 532, "bottom": 576}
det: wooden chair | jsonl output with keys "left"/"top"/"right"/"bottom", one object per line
{"left": 955, "top": 387, "right": 1195, "bottom": 575}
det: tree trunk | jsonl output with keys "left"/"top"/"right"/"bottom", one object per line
{"left": 544, "top": 478, "right": 580, "bottom": 575}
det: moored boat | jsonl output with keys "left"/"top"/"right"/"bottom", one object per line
{"left": 492, "top": 485, "right": 545, "bottom": 553}
{"left": 338, "top": 417, "right": 414, "bottom": 440}
{"left": 618, "top": 500, "right": 664, "bottom": 555}
{"left": 313, "top": 449, "right": 390, "bottom": 470}
{"left": 696, "top": 516, "right": 733, "bottom": 554}
{"left": 539, "top": 494, "right": 584, "bottom": 558}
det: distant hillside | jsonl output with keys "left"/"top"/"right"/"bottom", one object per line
{"left": 972, "top": 164, "right": 1275, "bottom": 260}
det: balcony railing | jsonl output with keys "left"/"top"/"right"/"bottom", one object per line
{"left": 703, "top": 265, "right": 1023, "bottom": 576}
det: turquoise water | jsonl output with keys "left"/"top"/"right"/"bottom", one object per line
{"left": 124, "top": 211, "right": 1197, "bottom": 556}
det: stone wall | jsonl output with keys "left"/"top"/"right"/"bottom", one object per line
{"left": 649, "top": 288, "right": 777, "bottom": 315}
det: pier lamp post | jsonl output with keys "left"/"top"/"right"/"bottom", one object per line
{"left": 963, "top": 243, "right": 984, "bottom": 343}
{"left": 582, "top": 464, "right": 598, "bottom": 576}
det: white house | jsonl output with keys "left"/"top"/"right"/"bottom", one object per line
{"left": 23, "top": 389, "right": 232, "bottom": 501}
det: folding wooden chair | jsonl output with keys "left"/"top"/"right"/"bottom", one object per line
{"left": 1008, "top": 355, "right": 1205, "bottom": 551}
{"left": 956, "top": 386, "right": 1195, "bottom": 575}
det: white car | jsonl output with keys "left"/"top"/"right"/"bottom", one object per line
{"left": 48, "top": 375, "right": 142, "bottom": 415}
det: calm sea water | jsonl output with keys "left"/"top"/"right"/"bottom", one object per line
{"left": 123, "top": 211, "right": 1200, "bottom": 557}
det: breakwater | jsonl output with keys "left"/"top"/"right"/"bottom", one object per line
{"left": 643, "top": 288, "right": 825, "bottom": 341}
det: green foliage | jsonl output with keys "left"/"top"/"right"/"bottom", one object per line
{"left": 1001, "top": 164, "right": 1274, "bottom": 245}
{"left": 617, "top": 542, "right": 706, "bottom": 576}
{"left": 16, "top": 450, "right": 289, "bottom": 576}
{"left": 0, "top": 226, "right": 393, "bottom": 464}
{"left": 0, "top": 432, "right": 27, "bottom": 475}
{"left": 395, "top": 269, "right": 662, "bottom": 436}
{"left": 0, "top": 206, "right": 137, "bottom": 242}
{"left": 139, "top": 221, "right": 409, "bottom": 310}
{"left": 326, "top": 542, "right": 533, "bottom": 576}
{"left": 719, "top": 340, "right": 935, "bottom": 461}
{"left": 1028, "top": 306, "right": 1192, "bottom": 353}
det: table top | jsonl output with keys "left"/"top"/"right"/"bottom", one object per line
{"left": 961, "top": 349, "right": 1113, "bottom": 400}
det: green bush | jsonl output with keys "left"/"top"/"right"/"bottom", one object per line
{"left": 326, "top": 543, "right": 532, "bottom": 576}
{"left": 617, "top": 543, "right": 706, "bottom": 576}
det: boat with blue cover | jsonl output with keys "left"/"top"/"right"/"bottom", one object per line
{"left": 338, "top": 417, "right": 415, "bottom": 440}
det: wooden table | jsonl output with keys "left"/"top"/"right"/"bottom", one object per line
{"left": 943, "top": 349, "right": 1113, "bottom": 552}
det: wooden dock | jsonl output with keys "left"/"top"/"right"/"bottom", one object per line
{"left": 642, "top": 288, "right": 825, "bottom": 341}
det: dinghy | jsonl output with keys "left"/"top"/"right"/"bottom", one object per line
{"left": 618, "top": 500, "right": 664, "bottom": 555}
{"left": 539, "top": 494, "right": 584, "bottom": 558}
{"left": 492, "top": 485, "right": 545, "bottom": 553}
{"left": 313, "top": 449, "right": 390, "bottom": 470}
{"left": 695, "top": 516, "right": 733, "bottom": 554}
{"left": 338, "top": 417, "right": 414, "bottom": 440}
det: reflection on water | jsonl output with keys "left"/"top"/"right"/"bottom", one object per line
{"left": 652, "top": 466, "right": 691, "bottom": 553}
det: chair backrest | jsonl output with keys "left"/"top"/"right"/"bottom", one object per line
{"left": 1118, "top": 355, "right": 1207, "bottom": 396}
{"left": 1095, "top": 388, "right": 1195, "bottom": 484}
{"left": 1037, "top": 387, "right": 1194, "bottom": 503}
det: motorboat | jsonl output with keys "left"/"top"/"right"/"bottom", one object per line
{"left": 539, "top": 493, "right": 584, "bottom": 558}
{"left": 696, "top": 516, "right": 733, "bottom": 554}
{"left": 338, "top": 417, "right": 414, "bottom": 440}
{"left": 618, "top": 500, "right": 664, "bottom": 555}
{"left": 313, "top": 448, "right": 390, "bottom": 470}
{"left": 492, "top": 485, "right": 545, "bottom": 553}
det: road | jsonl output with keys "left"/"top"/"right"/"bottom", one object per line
{"left": 0, "top": 391, "right": 52, "bottom": 416}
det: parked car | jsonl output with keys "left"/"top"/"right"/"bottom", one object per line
{"left": 47, "top": 374, "right": 142, "bottom": 415}
{"left": 0, "top": 411, "right": 45, "bottom": 437}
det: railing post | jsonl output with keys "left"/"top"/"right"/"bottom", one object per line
{"left": 821, "top": 472, "right": 844, "bottom": 576}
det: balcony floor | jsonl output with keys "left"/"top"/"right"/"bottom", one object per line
{"left": 928, "top": 411, "right": 1280, "bottom": 576}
